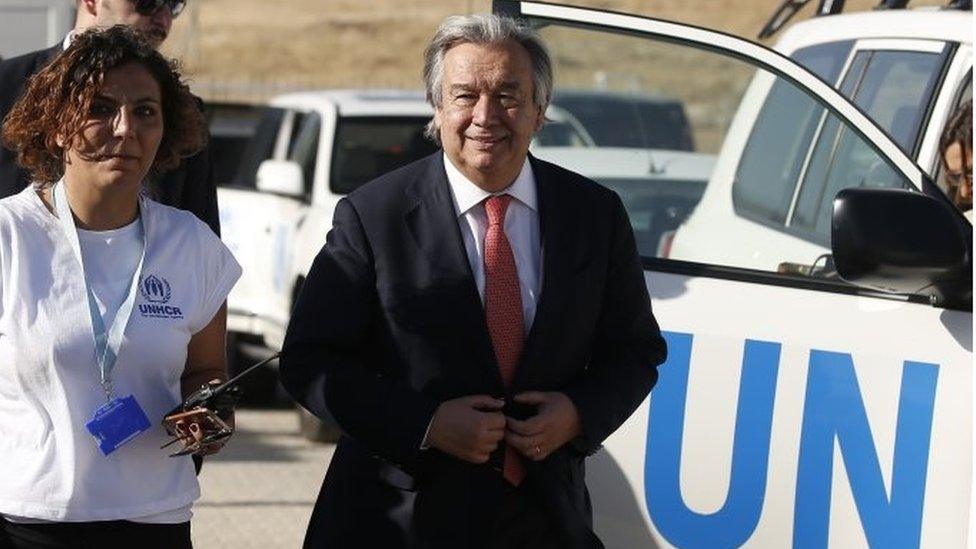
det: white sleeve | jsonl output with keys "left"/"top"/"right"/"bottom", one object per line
{"left": 187, "top": 222, "right": 242, "bottom": 334}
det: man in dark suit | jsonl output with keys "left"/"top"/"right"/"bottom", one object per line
{"left": 0, "top": 0, "right": 220, "bottom": 235}
{"left": 280, "top": 13, "right": 667, "bottom": 549}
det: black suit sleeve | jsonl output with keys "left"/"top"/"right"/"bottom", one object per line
{"left": 280, "top": 198, "right": 438, "bottom": 471}
{"left": 564, "top": 192, "right": 667, "bottom": 454}
{"left": 0, "top": 49, "right": 51, "bottom": 197}
{"left": 179, "top": 144, "right": 221, "bottom": 236}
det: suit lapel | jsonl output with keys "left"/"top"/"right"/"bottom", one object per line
{"left": 404, "top": 155, "right": 504, "bottom": 389}
{"left": 513, "top": 156, "right": 584, "bottom": 390}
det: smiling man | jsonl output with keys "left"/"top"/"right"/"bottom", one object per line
{"left": 281, "top": 14, "right": 667, "bottom": 549}
{"left": 0, "top": 0, "right": 220, "bottom": 236}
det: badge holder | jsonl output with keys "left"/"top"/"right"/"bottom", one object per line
{"left": 86, "top": 394, "right": 152, "bottom": 456}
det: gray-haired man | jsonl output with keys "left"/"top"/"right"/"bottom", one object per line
{"left": 281, "top": 13, "right": 666, "bottom": 548}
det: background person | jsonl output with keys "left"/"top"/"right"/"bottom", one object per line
{"left": 0, "top": 26, "right": 240, "bottom": 548}
{"left": 940, "top": 100, "right": 972, "bottom": 218}
{"left": 0, "top": 0, "right": 220, "bottom": 236}
{"left": 281, "top": 14, "right": 667, "bottom": 548}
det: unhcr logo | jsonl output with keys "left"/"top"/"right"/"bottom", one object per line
{"left": 141, "top": 275, "right": 171, "bottom": 303}
{"left": 139, "top": 274, "right": 183, "bottom": 319}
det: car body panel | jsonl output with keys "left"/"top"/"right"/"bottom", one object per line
{"left": 495, "top": 1, "right": 973, "bottom": 546}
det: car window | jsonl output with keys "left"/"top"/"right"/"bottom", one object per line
{"left": 286, "top": 111, "right": 322, "bottom": 196}
{"left": 535, "top": 120, "right": 589, "bottom": 146}
{"left": 551, "top": 91, "right": 694, "bottom": 151}
{"left": 536, "top": 24, "right": 754, "bottom": 258}
{"left": 845, "top": 50, "right": 946, "bottom": 154}
{"left": 787, "top": 50, "right": 945, "bottom": 240}
{"left": 534, "top": 20, "right": 916, "bottom": 278}
{"left": 229, "top": 106, "right": 285, "bottom": 189}
{"left": 205, "top": 103, "right": 265, "bottom": 187}
{"left": 330, "top": 116, "right": 437, "bottom": 194}
{"left": 791, "top": 41, "right": 854, "bottom": 84}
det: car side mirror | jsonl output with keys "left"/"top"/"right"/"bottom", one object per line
{"left": 831, "top": 187, "right": 972, "bottom": 308}
{"left": 256, "top": 160, "right": 305, "bottom": 197}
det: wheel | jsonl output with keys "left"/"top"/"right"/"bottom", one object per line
{"left": 297, "top": 404, "right": 342, "bottom": 443}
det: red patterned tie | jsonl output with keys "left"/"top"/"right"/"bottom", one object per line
{"left": 483, "top": 194, "right": 526, "bottom": 486}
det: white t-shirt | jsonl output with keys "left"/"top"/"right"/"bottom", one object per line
{"left": 78, "top": 218, "right": 144, "bottom": 332}
{"left": 0, "top": 187, "right": 242, "bottom": 522}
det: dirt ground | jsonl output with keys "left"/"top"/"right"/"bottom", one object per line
{"left": 164, "top": 0, "right": 942, "bottom": 102}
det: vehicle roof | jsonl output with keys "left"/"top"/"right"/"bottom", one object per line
{"left": 553, "top": 88, "right": 681, "bottom": 105}
{"left": 270, "top": 89, "right": 433, "bottom": 116}
{"left": 530, "top": 147, "right": 715, "bottom": 181}
{"left": 774, "top": 9, "right": 972, "bottom": 53}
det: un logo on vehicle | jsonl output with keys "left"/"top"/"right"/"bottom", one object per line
{"left": 140, "top": 275, "right": 171, "bottom": 304}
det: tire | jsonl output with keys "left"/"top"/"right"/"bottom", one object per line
{"left": 297, "top": 404, "right": 342, "bottom": 443}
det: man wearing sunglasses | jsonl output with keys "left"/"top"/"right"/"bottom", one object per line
{"left": 0, "top": 0, "right": 220, "bottom": 237}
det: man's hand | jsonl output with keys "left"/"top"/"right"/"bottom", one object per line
{"left": 505, "top": 391, "right": 581, "bottom": 461}
{"left": 427, "top": 395, "right": 506, "bottom": 464}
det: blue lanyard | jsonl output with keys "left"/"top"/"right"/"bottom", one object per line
{"left": 53, "top": 181, "right": 147, "bottom": 401}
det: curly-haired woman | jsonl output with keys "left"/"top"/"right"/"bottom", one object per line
{"left": 0, "top": 26, "right": 240, "bottom": 548}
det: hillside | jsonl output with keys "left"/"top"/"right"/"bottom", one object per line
{"left": 163, "top": 0, "right": 942, "bottom": 101}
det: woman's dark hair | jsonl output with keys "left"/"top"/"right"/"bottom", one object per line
{"left": 1, "top": 25, "right": 206, "bottom": 184}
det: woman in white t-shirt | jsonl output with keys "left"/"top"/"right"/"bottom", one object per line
{"left": 0, "top": 26, "right": 241, "bottom": 548}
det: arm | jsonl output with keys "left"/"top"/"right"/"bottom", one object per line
{"left": 180, "top": 303, "right": 232, "bottom": 455}
{"left": 182, "top": 303, "right": 230, "bottom": 396}
{"left": 279, "top": 198, "right": 438, "bottom": 471}
{"left": 562, "top": 192, "right": 667, "bottom": 454}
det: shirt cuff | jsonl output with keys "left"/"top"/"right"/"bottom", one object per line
{"left": 419, "top": 416, "right": 434, "bottom": 450}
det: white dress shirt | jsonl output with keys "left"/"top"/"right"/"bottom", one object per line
{"left": 419, "top": 155, "right": 543, "bottom": 450}
{"left": 443, "top": 153, "right": 542, "bottom": 332}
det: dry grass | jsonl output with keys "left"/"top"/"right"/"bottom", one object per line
{"left": 162, "top": 0, "right": 944, "bottom": 101}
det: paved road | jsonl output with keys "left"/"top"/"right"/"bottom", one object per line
{"left": 191, "top": 409, "right": 334, "bottom": 548}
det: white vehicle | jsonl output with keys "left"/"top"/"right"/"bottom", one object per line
{"left": 670, "top": 3, "right": 973, "bottom": 272}
{"left": 493, "top": 0, "right": 972, "bottom": 547}
{"left": 0, "top": 0, "right": 73, "bottom": 59}
{"left": 530, "top": 147, "right": 716, "bottom": 255}
{"left": 219, "top": 90, "right": 437, "bottom": 360}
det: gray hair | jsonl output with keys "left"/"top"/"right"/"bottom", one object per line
{"left": 422, "top": 14, "right": 553, "bottom": 142}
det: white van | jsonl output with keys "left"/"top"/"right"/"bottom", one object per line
{"left": 492, "top": 1, "right": 972, "bottom": 546}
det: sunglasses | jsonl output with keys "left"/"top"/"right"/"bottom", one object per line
{"left": 131, "top": 0, "right": 186, "bottom": 18}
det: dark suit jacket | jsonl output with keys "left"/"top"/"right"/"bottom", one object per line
{"left": 0, "top": 45, "right": 220, "bottom": 235}
{"left": 280, "top": 153, "right": 667, "bottom": 548}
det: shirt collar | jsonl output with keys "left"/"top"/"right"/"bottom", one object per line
{"left": 62, "top": 31, "right": 76, "bottom": 51}
{"left": 443, "top": 152, "right": 538, "bottom": 217}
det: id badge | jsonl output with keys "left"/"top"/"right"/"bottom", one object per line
{"left": 85, "top": 395, "right": 151, "bottom": 456}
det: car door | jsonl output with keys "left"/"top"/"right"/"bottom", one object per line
{"left": 219, "top": 106, "right": 314, "bottom": 349}
{"left": 492, "top": 2, "right": 972, "bottom": 547}
{"left": 218, "top": 106, "right": 285, "bottom": 339}
{"left": 256, "top": 107, "right": 322, "bottom": 349}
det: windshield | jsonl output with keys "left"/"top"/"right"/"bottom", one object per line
{"left": 331, "top": 116, "right": 438, "bottom": 194}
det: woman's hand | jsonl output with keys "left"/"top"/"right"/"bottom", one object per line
{"left": 167, "top": 406, "right": 235, "bottom": 456}
{"left": 187, "top": 409, "right": 235, "bottom": 456}
{"left": 179, "top": 304, "right": 234, "bottom": 456}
